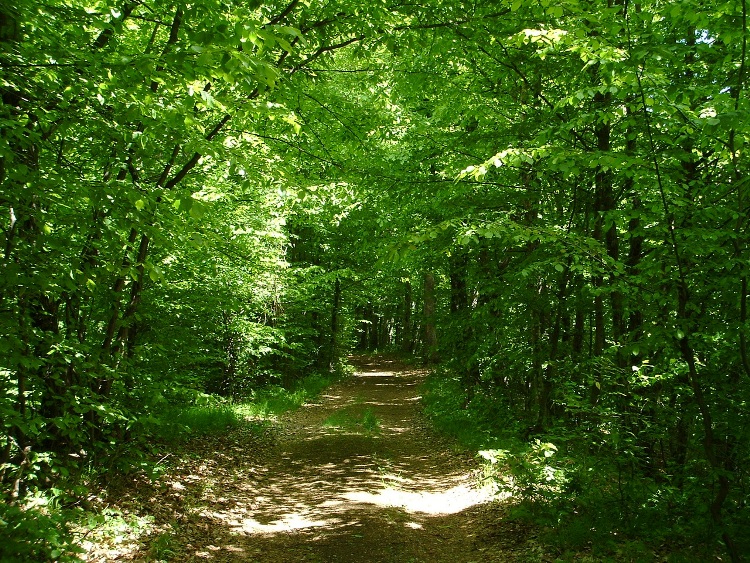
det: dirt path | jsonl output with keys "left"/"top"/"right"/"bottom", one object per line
{"left": 103, "top": 357, "right": 535, "bottom": 562}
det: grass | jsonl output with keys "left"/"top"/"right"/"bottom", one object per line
{"left": 155, "top": 370, "right": 344, "bottom": 442}
{"left": 323, "top": 405, "right": 381, "bottom": 434}
{"left": 157, "top": 405, "right": 244, "bottom": 440}
{"left": 236, "top": 386, "right": 308, "bottom": 418}
{"left": 240, "top": 371, "right": 343, "bottom": 418}
{"left": 361, "top": 407, "right": 380, "bottom": 432}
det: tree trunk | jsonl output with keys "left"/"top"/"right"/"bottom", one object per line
{"left": 329, "top": 276, "right": 341, "bottom": 369}
{"left": 590, "top": 85, "right": 615, "bottom": 406}
{"left": 401, "top": 280, "right": 413, "bottom": 353}
{"left": 423, "top": 271, "right": 438, "bottom": 364}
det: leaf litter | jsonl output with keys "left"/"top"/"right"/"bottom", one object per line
{"left": 82, "top": 357, "right": 546, "bottom": 562}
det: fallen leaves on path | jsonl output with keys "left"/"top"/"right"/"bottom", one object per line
{"left": 82, "top": 357, "right": 545, "bottom": 562}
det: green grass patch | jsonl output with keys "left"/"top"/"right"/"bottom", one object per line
{"left": 361, "top": 407, "right": 380, "bottom": 432}
{"left": 154, "top": 370, "right": 344, "bottom": 442}
{"left": 155, "top": 404, "right": 246, "bottom": 442}
{"left": 239, "top": 371, "right": 344, "bottom": 419}
{"left": 323, "top": 405, "right": 380, "bottom": 434}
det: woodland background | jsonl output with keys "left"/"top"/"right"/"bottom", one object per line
{"left": 1, "top": 0, "right": 749, "bottom": 560}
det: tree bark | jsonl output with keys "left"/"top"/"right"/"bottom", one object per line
{"left": 401, "top": 280, "right": 413, "bottom": 353}
{"left": 329, "top": 276, "right": 341, "bottom": 369}
{"left": 423, "top": 271, "right": 438, "bottom": 364}
{"left": 590, "top": 82, "right": 617, "bottom": 405}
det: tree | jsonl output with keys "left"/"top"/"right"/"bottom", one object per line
{"left": 1, "top": 0, "right": 747, "bottom": 558}
{"left": 0, "top": 0, "right": 398, "bottom": 495}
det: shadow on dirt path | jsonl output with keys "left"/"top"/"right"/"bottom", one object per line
{"left": 113, "top": 356, "right": 535, "bottom": 562}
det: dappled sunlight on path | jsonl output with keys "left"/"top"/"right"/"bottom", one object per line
{"left": 131, "top": 356, "right": 516, "bottom": 562}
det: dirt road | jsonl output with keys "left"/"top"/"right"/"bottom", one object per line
{"left": 105, "top": 357, "right": 532, "bottom": 562}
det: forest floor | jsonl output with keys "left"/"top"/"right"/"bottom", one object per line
{"left": 85, "top": 356, "right": 545, "bottom": 562}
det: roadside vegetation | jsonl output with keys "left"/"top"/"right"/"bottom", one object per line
{"left": 423, "top": 370, "right": 749, "bottom": 561}
{"left": 2, "top": 0, "right": 748, "bottom": 561}
{"left": 0, "top": 369, "right": 346, "bottom": 563}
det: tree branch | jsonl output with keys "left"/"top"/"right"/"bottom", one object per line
{"left": 92, "top": 2, "right": 137, "bottom": 50}
{"left": 294, "top": 35, "right": 365, "bottom": 71}
{"left": 394, "top": 10, "right": 511, "bottom": 31}
{"left": 266, "top": 0, "right": 300, "bottom": 26}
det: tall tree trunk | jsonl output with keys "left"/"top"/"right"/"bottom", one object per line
{"left": 729, "top": 0, "right": 749, "bottom": 380}
{"left": 590, "top": 87, "right": 613, "bottom": 405}
{"left": 356, "top": 306, "right": 368, "bottom": 350}
{"left": 329, "top": 276, "right": 341, "bottom": 369}
{"left": 625, "top": 116, "right": 644, "bottom": 346}
{"left": 450, "top": 251, "right": 477, "bottom": 400}
{"left": 401, "top": 280, "right": 413, "bottom": 353}
{"left": 539, "top": 265, "right": 570, "bottom": 428}
{"left": 527, "top": 305, "right": 545, "bottom": 422}
{"left": 423, "top": 271, "right": 438, "bottom": 364}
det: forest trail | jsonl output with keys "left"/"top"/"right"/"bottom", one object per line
{"left": 109, "top": 357, "right": 534, "bottom": 562}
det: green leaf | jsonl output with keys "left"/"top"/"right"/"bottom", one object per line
{"left": 189, "top": 200, "right": 207, "bottom": 219}
{"left": 148, "top": 265, "right": 164, "bottom": 283}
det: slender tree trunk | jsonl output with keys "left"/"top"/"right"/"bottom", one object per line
{"left": 539, "top": 265, "right": 570, "bottom": 427}
{"left": 423, "top": 271, "right": 438, "bottom": 364}
{"left": 572, "top": 296, "right": 585, "bottom": 356}
{"left": 729, "top": 0, "right": 749, "bottom": 379}
{"left": 222, "top": 311, "right": 237, "bottom": 395}
{"left": 527, "top": 305, "right": 544, "bottom": 421}
{"left": 590, "top": 81, "right": 617, "bottom": 405}
{"left": 401, "top": 280, "right": 413, "bottom": 353}
{"left": 329, "top": 276, "right": 341, "bottom": 369}
{"left": 357, "top": 306, "right": 368, "bottom": 350}
{"left": 366, "top": 303, "right": 379, "bottom": 350}
{"left": 450, "top": 251, "right": 478, "bottom": 400}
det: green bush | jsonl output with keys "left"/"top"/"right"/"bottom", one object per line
{"left": 421, "top": 367, "right": 743, "bottom": 560}
{"left": 0, "top": 502, "right": 84, "bottom": 563}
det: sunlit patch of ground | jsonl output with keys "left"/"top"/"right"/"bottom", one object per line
{"left": 83, "top": 356, "right": 531, "bottom": 562}
{"left": 343, "top": 480, "right": 498, "bottom": 516}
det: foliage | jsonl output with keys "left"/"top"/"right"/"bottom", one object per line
{"left": 1, "top": 0, "right": 748, "bottom": 559}
{"left": 0, "top": 0, "right": 386, "bottom": 496}
{"left": 156, "top": 405, "right": 247, "bottom": 442}
{"left": 0, "top": 500, "right": 84, "bottom": 563}
{"left": 421, "top": 369, "right": 508, "bottom": 449}
{"left": 424, "top": 369, "right": 749, "bottom": 559}
{"left": 152, "top": 367, "right": 347, "bottom": 443}
{"left": 238, "top": 369, "right": 347, "bottom": 418}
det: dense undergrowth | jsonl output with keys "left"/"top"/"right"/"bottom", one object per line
{"left": 0, "top": 369, "right": 347, "bottom": 563}
{"left": 421, "top": 369, "right": 750, "bottom": 562}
